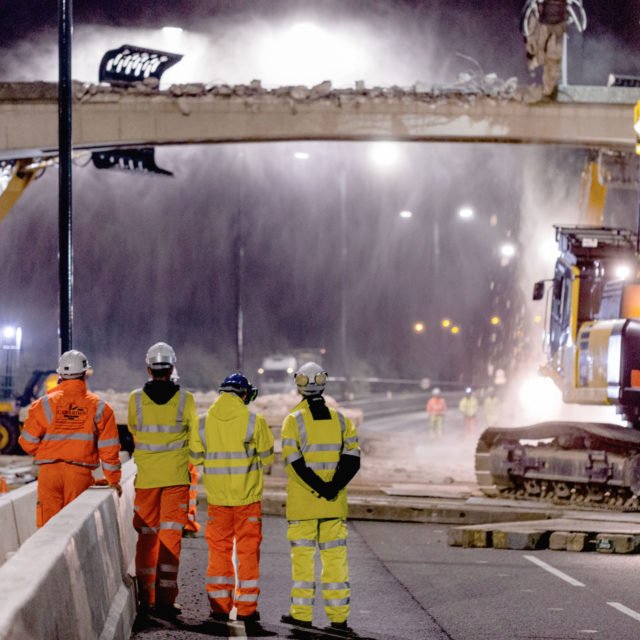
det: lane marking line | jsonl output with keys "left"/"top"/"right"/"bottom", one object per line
{"left": 607, "top": 602, "right": 640, "bottom": 622}
{"left": 523, "top": 555, "right": 585, "bottom": 587}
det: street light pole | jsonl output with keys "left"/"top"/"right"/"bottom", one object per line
{"left": 339, "top": 168, "right": 349, "bottom": 388}
{"left": 58, "top": 0, "right": 73, "bottom": 354}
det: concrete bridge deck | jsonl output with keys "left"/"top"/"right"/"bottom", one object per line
{"left": 1, "top": 81, "right": 639, "bottom": 161}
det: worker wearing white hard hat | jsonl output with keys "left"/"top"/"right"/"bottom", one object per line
{"left": 19, "top": 350, "right": 122, "bottom": 526}
{"left": 127, "top": 341, "right": 197, "bottom": 622}
{"left": 426, "top": 387, "right": 447, "bottom": 437}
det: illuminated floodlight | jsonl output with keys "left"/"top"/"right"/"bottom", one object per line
{"left": 370, "top": 142, "right": 400, "bottom": 169}
{"left": 534, "top": 315, "right": 542, "bottom": 323}
{"left": 490, "top": 316, "right": 501, "bottom": 325}
{"left": 162, "top": 26, "right": 183, "bottom": 35}
{"left": 500, "top": 243, "right": 516, "bottom": 257}
{"left": 294, "top": 152, "right": 310, "bottom": 160}
{"left": 2, "top": 325, "right": 21, "bottom": 350}
{"left": 615, "top": 265, "right": 632, "bottom": 280}
{"left": 286, "top": 367, "right": 294, "bottom": 374}
{"left": 451, "top": 326, "right": 460, "bottom": 334}
{"left": 413, "top": 322, "right": 425, "bottom": 333}
{"left": 399, "top": 210, "right": 413, "bottom": 219}
{"left": 458, "top": 206, "right": 474, "bottom": 220}
{"left": 441, "top": 318, "right": 451, "bottom": 328}
{"left": 258, "top": 368, "right": 264, "bottom": 374}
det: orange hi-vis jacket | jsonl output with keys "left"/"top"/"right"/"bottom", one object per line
{"left": 19, "top": 378, "right": 122, "bottom": 484}
{"left": 426, "top": 396, "right": 447, "bottom": 415}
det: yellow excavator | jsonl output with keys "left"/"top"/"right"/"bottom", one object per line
{"left": 476, "top": 105, "right": 640, "bottom": 510}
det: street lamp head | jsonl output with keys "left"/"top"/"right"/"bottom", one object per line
{"left": 399, "top": 210, "right": 412, "bottom": 219}
{"left": 458, "top": 206, "right": 474, "bottom": 220}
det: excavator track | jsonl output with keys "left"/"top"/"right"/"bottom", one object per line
{"left": 475, "top": 421, "right": 640, "bottom": 512}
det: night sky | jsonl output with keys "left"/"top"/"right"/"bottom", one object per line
{"left": 0, "top": 1, "right": 638, "bottom": 393}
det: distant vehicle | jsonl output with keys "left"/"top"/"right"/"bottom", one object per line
{"left": 257, "top": 348, "right": 326, "bottom": 395}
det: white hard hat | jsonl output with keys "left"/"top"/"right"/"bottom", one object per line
{"left": 295, "top": 361, "right": 327, "bottom": 396}
{"left": 145, "top": 342, "right": 176, "bottom": 369}
{"left": 432, "top": 387, "right": 441, "bottom": 395}
{"left": 57, "top": 349, "right": 90, "bottom": 378}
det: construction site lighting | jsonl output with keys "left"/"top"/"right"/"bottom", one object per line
{"left": 458, "top": 206, "right": 474, "bottom": 219}
{"left": 500, "top": 243, "right": 516, "bottom": 257}
{"left": 451, "top": 326, "right": 459, "bottom": 334}
{"left": 294, "top": 152, "right": 310, "bottom": 160}
{"left": 441, "top": 318, "right": 451, "bottom": 328}
{"left": 399, "top": 210, "right": 413, "bottom": 219}
{"left": 369, "top": 142, "right": 400, "bottom": 169}
{"left": 490, "top": 316, "right": 501, "bottom": 325}
{"left": 615, "top": 265, "right": 632, "bottom": 280}
{"left": 413, "top": 322, "right": 425, "bottom": 333}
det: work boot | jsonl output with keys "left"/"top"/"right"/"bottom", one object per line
{"left": 132, "top": 604, "right": 154, "bottom": 631}
{"left": 237, "top": 611, "right": 260, "bottom": 622}
{"left": 209, "top": 611, "right": 229, "bottom": 622}
{"left": 326, "top": 621, "right": 356, "bottom": 636}
{"left": 281, "top": 614, "right": 312, "bottom": 628}
{"left": 154, "top": 601, "right": 182, "bottom": 620}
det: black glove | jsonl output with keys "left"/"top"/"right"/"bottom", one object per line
{"left": 291, "top": 458, "right": 334, "bottom": 498}
{"left": 328, "top": 454, "right": 361, "bottom": 494}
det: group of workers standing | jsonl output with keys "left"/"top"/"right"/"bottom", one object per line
{"left": 18, "top": 344, "right": 361, "bottom": 636}
{"left": 426, "top": 386, "right": 502, "bottom": 437}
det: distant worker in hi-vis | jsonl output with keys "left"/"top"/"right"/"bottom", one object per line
{"left": 459, "top": 387, "right": 479, "bottom": 436}
{"left": 280, "top": 362, "right": 361, "bottom": 635}
{"left": 483, "top": 387, "right": 502, "bottom": 428}
{"left": 426, "top": 387, "right": 447, "bottom": 437}
{"left": 128, "top": 342, "right": 197, "bottom": 620}
{"left": 189, "top": 373, "right": 274, "bottom": 628}
{"left": 19, "top": 350, "right": 122, "bottom": 527}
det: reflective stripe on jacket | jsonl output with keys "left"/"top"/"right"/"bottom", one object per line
{"left": 19, "top": 378, "right": 122, "bottom": 484}
{"left": 281, "top": 398, "right": 360, "bottom": 521}
{"left": 426, "top": 397, "right": 447, "bottom": 415}
{"left": 127, "top": 388, "right": 196, "bottom": 488}
{"left": 189, "top": 392, "right": 274, "bottom": 506}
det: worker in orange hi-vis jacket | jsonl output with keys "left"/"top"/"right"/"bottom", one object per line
{"left": 19, "top": 350, "right": 122, "bottom": 527}
{"left": 426, "top": 388, "right": 447, "bottom": 437}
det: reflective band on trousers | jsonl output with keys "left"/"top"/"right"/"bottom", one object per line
{"left": 207, "top": 576, "right": 235, "bottom": 584}
{"left": 160, "top": 521, "right": 184, "bottom": 531}
{"left": 238, "top": 579, "right": 259, "bottom": 588}
{"left": 158, "top": 579, "right": 177, "bottom": 588}
{"left": 293, "top": 581, "right": 315, "bottom": 589}
{"left": 137, "top": 567, "right": 156, "bottom": 575}
{"left": 318, "top": 539, "right": 347, "bottom": 550}
{"left": 292, "top": 597, "right": 314, "bottom": 606}
{"left": 236, "top": 593, "right": 258, "bottom": 602}
{"left": 324, "top": 597, "right": 350, "bottom": 606}
{"left": 208, "top": 590, "right": 233, "bottom": 598}
{"left": 290, "top": 539, "right": 316, "bottom": 548}
{"left": 322, "top": 581, "right": 350, "bottom": 590}
{"left": 140, "top": 526, "right": 159, "bottom": 534}
{"left": 159, "top": 564, "right": 178, "bottom": 572}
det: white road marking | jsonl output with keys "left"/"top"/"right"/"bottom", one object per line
{"left": 523, "top": 555, "right": 585, "bottom": 587}
{"left": 608, "top": 602, "right": 640, "bottom": 622}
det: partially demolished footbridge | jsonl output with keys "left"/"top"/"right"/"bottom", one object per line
{"left": 0, "top": 80, "right": 638, "bottom": 159}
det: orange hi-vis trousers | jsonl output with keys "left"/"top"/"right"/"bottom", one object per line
{"left": 205, "top": 502, "right": 262, "bottom": 616}
{"left": 184, "top": 464, "right": 201, "bottom": 533}
{"left": 133, "top": 485, "right": 189, "bottom": 607}
{"left": 36, "top": 462, "right": 94, "bottom": 527}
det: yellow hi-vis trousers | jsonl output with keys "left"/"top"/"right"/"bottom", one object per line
{"left": 287, "top": 519, "right": 350, "bottom": 624}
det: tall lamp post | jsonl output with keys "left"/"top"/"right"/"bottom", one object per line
{"left": 58, "top": 0, "right": 73, "bottom": 354}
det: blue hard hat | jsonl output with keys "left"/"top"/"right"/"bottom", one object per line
{"left": 219, "top": 372, "right": 259, "bottom": 403}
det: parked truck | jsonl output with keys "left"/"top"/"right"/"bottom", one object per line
{"left": 257, "top": 348, "right": 326, "bottom": 395}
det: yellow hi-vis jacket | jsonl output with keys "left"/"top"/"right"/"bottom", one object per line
{"left": 128, "top": 388, "right": 197, "bottom": 488}
{"left": 189, "top": 392, "right": 274, "bottom": 506}
{"left": 281, "top": 398, "right": 360, "bottom": 521}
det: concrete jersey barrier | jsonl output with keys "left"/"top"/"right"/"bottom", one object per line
{"left": 0, "top": 481, "right": 37, "bottom": 566}
{"left": 0, "top": 459, "right": 137, "bottom": 640}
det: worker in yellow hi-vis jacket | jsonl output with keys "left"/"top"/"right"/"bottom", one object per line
{"left": 280, "top": 362, "right": 361, "bottom": 636}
